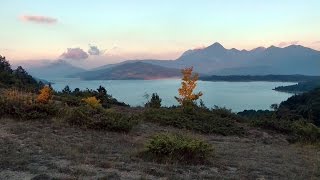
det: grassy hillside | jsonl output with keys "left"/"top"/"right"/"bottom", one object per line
{"left": 0, "top": 57, "right": 319, "bottom": 179}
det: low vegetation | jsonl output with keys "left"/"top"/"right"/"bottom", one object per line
{"left": 239, "top": 89, "right": 320, "bottom": 143}
{"left": 144, "top": 93, "right": 162, "bottom": 108}
{"left": 65, "top": 105, "right": 139, "bottom": 132}
{"left": 142, "top": 133, "right": 214, "bottom": 164}
{"left": 143, "top": 107, "right": 245, "bottom": 135}
{"left": 0, "top": 56, "right": 320, "bottom": 179}
{"left": 0, "top": 89, "right": 58, "bottom": 120}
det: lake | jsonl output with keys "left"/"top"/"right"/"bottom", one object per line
{"left": 50, "top": 78, "right": 295, "bottom": 112}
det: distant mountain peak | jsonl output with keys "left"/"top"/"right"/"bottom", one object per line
{"left": 208, "top": 42, "right": 225, "bottom": 49}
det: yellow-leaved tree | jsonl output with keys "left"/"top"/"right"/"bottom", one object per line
{"left": 175, "top": 67, "right": 203, "bottom": 107}
{"left": 36, "top": 85, "right": 53, "bottom": 104}
{"left": 82, "top": 96, "right": 102, "bottom": 108}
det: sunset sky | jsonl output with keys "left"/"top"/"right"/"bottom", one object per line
{"left": 0, "top": 0, "right": 319, "bottom": 67}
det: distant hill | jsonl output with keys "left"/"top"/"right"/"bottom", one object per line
{"left": 277, "top": 87, "right": 320, "bottom": 126}
{"left": 70, "top": 62, "right": 181, "bottom": 80}
{"left": 27, "top": 60, "right": 85, "bottom": 79}
{"left": 199, "top": 75, "right": 320, "bottom": 82}
{"left": 274, "top": 80, "right": 320, "bottom": 93}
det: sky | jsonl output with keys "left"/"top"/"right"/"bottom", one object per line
{"left": 0, "top": 0, "right": 319, "bottom": 68}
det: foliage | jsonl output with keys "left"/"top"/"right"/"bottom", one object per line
{"left": 250, "top": 117, "right": 320, "bottom": 143}
{"left": 36, "top": 86, "right": 53, "bottom": 104}
{"left": 175, "top": 67, "right": 203, "bottom": 107}
{"left": 277, "top": 88, "right": 320, "bottom": 126}
{"left": 56, "top": 85, "right": 128, "bottom": 108}
{"left": 143, "top": 108, "right": 244, "bottom": 136}
{"left": 0, "top": 55, "right": 40, "bottom": 91}
{"left": 291, "top": 121, "right": 320, "bottom": 143}
{"left": 0, "top": 89, "right": 58, "bottom": 120}
{"left": 82, "top": 96, "right": 102, "bottom": 108}
{"left": 274, "top": 80, "right": 320, "bottom": 93}
{"left": 145, "top": 93, "right": 162, "bottom": 108}
{"left": 65, "top": 106, "right": 139, "bottom": 132}
{"left": 61, "top": 85, "right": 72, "bottom": 94}
{"left": 143, "top": 133, "right": 214, "bottom": 164}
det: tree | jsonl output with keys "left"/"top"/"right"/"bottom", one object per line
{"left": 0, "top": 55, "right": 12, "bottom": 73}
{"left": 82, "top": 96, "right": 102, "bottom": 108}
{"left": 145, "top": 93, "right": 162, "bottom": 108}
{"left": 62, "top": 85, "right": 72, "bottom": 94}
{"left": 36, "top": 86, "right": 53, "bottom": 104}
{"left": 175, "top": 67, "right": 203, "bottom": 107}
{"left": 270, "top": 103, "right": 279, "bottom": 111}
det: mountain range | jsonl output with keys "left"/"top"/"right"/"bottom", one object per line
{"left": 27, "top": 42, "right": 320, "bottom": 80}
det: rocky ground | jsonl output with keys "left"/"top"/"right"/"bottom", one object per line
{"left": 0, "top": 118, "right": 319, "bottom": 180}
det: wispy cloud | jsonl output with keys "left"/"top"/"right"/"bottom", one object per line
{"left": 313, "top": 41, "right": 320, "bottom": 44}
{"left": 88, "top": 45, "right": 105, "bottom": 56}
{"left": 60, "top": 48, "right": 88, "bottom": 60}
{"left": 278, "top": 41, "right": 299, "bottom": 47}
{"left": 19, "top": 15, "right": 57, "bottom": 24}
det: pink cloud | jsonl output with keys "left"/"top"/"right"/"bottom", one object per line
{"left": 278, "top": 41, "right": 299, "bottom": 47}
{"left": 60, "top": 48, "right": 89, "bottom": 60}
{"left": 313, "top": 41, "right": 320, "bottom": 44}
{"left": 20, "top": 15, "right": 57, "bottom": 24}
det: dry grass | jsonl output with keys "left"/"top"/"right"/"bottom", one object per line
{"left": 0, "top": 118, "right": 319, "bottom": 179}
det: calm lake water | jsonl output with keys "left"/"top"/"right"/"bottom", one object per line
{"left": 50, "top": 78, "right": 295, "bottom": 112}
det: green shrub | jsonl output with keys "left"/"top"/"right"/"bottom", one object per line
{"left": 145, "top": 93, "right": 162, "bottom": 108}
{"left": 291, "top": 121, "right": 320, "bottom": 143}
{"left": 65, "top": 105, "right": 139, "bottom": 132}
{"left": 250, "top": 117, "right": 320, "bottom": 143}
{"left": 250, "top": 118, "right": 293, "bottom": 133}
{"left": 143, "top": 108, "right": 244, "bottom": 136}
{"left": 143, "top": 133, "right": 214, "bottom": 164}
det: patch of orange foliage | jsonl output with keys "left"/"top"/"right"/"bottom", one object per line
{"left": 36, "top": 86, "right": 53, "bottom": 104}
{"left": 175, "top": 67, "right": 203, "bottom": 106}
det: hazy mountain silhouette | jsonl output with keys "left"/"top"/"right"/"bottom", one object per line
{"left": 70, "top": 62, "right": 181, "bottom": 80}
{"left": 92, "top": 42, "right": 320, "bottom": 76}
{"left": 31, "top": 42, "right": 320, "bottom": 79}
{"left": 27, "top": 60, "right": 85, "bottom": 79}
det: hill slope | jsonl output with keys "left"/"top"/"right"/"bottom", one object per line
{"left": 71, "top": 62, "right": 181, "bottom": 80}
{"left": 27, "top": 60, "right": 86, "bottom": 79}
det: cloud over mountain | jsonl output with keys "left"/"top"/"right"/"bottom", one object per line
{"left": 88, "top": 45, "right": 104, "bottom": 56}
{"left": 19, "top": 15, "right": 57, "bottom": 24}
{"left": 278, "top": 41, "right": 299, "bottom": 47}
{"left": 60, "top": 48, "right": 89, "bottom": 60}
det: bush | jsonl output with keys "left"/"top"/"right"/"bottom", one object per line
{"left": 0, "top": 92, "right": 58, "bottom": 120}
{"left": 291, "top": 121, "right": 320, "bottom": 143}
{"left": 142, "top": 133, "right": 214, "bottom": 164}
{"left": 143, "top": 108, "right": 244, "bottom": 136}
{"left": 36, "top": 86, "right": 53, "bottom": 104}
{"left": 65, "top": 105, "right": 139, "bottom": 132}
{"left": 250, "top": 117, "right": 320, "bottom": 143}
{"left": 82, "top": 96, "right": 102, "bottom": 108}
{"left": 145, "top": 93, "right": 162, "bottom": 108}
